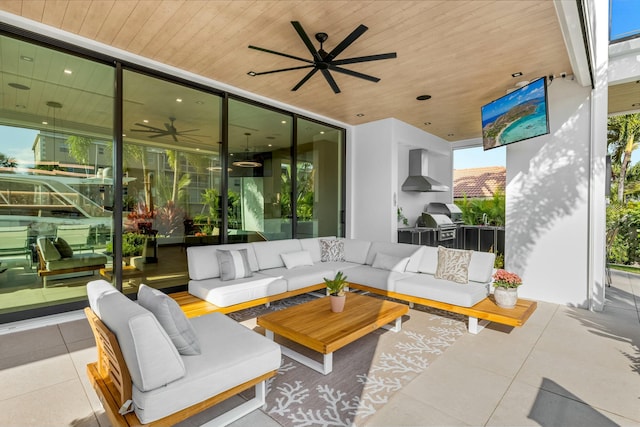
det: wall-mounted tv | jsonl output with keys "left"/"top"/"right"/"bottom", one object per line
{"left": 481, "top": 77, "right": 549, "bottom": 151}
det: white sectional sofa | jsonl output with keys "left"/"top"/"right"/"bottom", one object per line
{"left": 186, "top": 237, "right": 496, "bottom": 318}
{"left": 85, "top": 279, "right": 281, "bottom": 426}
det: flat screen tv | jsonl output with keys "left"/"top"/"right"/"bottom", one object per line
{"left": 481, "top": 76, "right": 549, "bottom": 151}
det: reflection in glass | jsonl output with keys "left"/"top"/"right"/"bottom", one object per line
{"left": 228, "top": 99, "right": 292, "bottom": 241}
{"left": 123, "top": 70, "right": 222, "bottom": 292}
{"left": 0, "top": 34, "right": 114, "bottom": 316}
{"left": 296, "top": 119, "right": 345, "bottom": 238}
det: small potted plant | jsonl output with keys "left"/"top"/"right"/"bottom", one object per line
{"left": 324, "top": 271, "right": 348, "bottom": 313}
{"left": 492, "top": 269, "right": 522, "bottom": 308}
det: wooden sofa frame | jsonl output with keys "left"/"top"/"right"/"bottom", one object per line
{"left": 84, "top": 307, "right": 277, "bottom": 427}
{"left": 347, "top": 282, "right": 537, "bottom": 334}
{"left": 170, "top": 282, "right": 536, "bottom": 334}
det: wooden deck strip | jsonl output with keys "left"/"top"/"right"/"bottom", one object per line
{"left": 256, "top": 293, "right": 408, "bottom": 354}
{"left": 348, "top": 283, "right": 536, "bottom": 328}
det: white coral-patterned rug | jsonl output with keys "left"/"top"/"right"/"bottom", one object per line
{"left": 230, "top": 294, "right": 467, "bottom": 427}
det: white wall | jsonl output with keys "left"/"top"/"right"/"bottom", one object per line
{"left": 506, "top": 78, "right": 592, "bottom": 307}
{"left": 351, "top": 118, "right": 451, "bottom": 242}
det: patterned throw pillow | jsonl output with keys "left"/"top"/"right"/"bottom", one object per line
{"left": 320, "top": 239, "right": 345, "bottom": 262}
{"left": 137, "top": 284, "right": 201, "bottom": 355}
{"left": 53, "top": 237, "right": 74, "bottom": 258}
{"left": 217, "top": 249, "right": 253, "bottom": 281}
{"left": 434, "top": 246, "right": 473, "bottom": 284}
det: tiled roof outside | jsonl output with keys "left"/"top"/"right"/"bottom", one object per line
{"left": 454, "top": 166, "right": 506, "bottom": 199}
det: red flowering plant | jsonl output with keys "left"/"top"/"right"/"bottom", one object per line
{"left": 125, "top": 202, "right": 155, "bottom": 233}
{"left": 492, "top": 269, "right": 522, "bottom": 288}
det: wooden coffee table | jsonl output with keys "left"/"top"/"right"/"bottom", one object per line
{"left": 257, "top": 292, "right": 409, "bottom": 375}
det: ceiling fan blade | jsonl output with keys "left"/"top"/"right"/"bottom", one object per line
{"left": 324, "top": 24, "right": 368, "bottom": 62}
{"left": 177, "top": 128, "right": 201, "bottom": 134}
{"left": 291, "top": 21, "right": 323, "bottom": 62}
{"left": 252, "top": 65, "right": 315, "bottom": 76}
{"left": 332, "top": 52, "right": 397, "bottom": 66}
{"left": 248, "top": 45, "right": 314, "bottom": 64}
{"left": 329, "top": 65, "right": 380, "bottom": 83}
{"left": 172, "top": 134, "right": 178, "bottom": 142}
{"left": 321, "top": 69, "right": 341, "bottom": 94}
{"left": 292, "top": 68, "right": 319, "bottom": 91}
{"left": 148, "top": 133, "right": 170, "bottom": 139}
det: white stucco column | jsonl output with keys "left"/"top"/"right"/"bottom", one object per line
{"left": 586, "top": 0, "right": 608, "bottom": 311}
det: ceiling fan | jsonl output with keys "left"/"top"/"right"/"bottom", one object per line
{"left": 130, "top": 117, "right": 205, "bottom": 143}
{"left": 248, "top": 21, "right": 397, "bottom": 94}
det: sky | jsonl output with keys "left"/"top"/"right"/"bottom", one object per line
{"left": 610, "top": 0, "right": 640, "bottom": 40}
{"left": 0, "top": 125, "right": 38, "bottom": 167}
{"left": 453, "top": 146, "right": 505, "bottom": 170}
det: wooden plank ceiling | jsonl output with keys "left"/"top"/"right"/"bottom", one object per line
{"left": 0, "top": 0, "right": 579, "bottom": 141}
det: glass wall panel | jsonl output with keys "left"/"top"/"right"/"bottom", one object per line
{"left": 0, "top": 35, "right": 114, "bottom": 316}
{"left": 296, "top": 119, "right": 345, "bottom": 238}
{"left": 228, "top": 99, "right": 292, "bottom": 241}
{"left": 123, "top": 70, "right": 222, "bottom": 292}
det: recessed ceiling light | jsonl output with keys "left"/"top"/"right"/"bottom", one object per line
{"left": 320, "top": 131, "right": 325, "bottom": 134}
{"left": 63, "top": 69, "right": 72, "bottom": 75}
{"left": 512, "top": 72, "right": 523, "bottom": 77}
{"left": 176, "top": 98, "right": 182, "bottom": 103}
{"left": 248, "top": 71, "right": 257, "bottom": 76}
{"left": 416, "top": 95, "right": 431, "bottom": 101}
{"left": 268, "top": 144, "right": 273, "bottom": 147}
{"left": 356, "top": 113, "right": 365, "bottom": 117}
{"left": 143, "top": 119, "right": 149, "bottom": 123}
{"left": 447, "top": 133, "right": 454, "bottom": 137}
{"left": 196, "top": 148, "right": 200, "bottom": 151}
{"left": 424, "top": 122, "right": 431, "bottom": 126}
{"left": 8, "top": 82, "right": 30, "bottom": 90}
{"left": 42, "top": 121, "right": 48, "bottom": 125}
{"left": 20, "top": 55, "right": 33, "bottom": 62}
{"left": 281, "top": 120, "right": 287, "bottom": 124}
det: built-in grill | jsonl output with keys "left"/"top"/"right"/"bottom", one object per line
{"left": 425, "top": 202, "right": 463, "bottom": 224}
{"left": 416, "top": 213, "right": 457, "bottom": 241}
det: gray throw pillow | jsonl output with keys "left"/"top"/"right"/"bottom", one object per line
{"left": 53, "top": 237, "right": 74, "bottom": 258}
{"left": 137, "top": 284, "right": 201, "bottom": 355}
{"left": 217, "top": 249, "right": 253, "bottom": 281}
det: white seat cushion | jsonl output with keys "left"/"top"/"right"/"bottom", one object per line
{"left": 395, "top": 274, "right": 489, "bottom": 308}
{"left": 260, "top": 264, "right": 335, "bottom": 292}
{"left": 188, "top": 273, "right": 287, "bottom": 307}
{"left": 132, "top": 312, "right": 281, "bottom": 424}
{"left": 344, "top": 265, "right": 412, "bottom": 292}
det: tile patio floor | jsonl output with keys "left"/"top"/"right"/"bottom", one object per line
{"left": 0, "top": 270, "right": 638, "bottom": 426}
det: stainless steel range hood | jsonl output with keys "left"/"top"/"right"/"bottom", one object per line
{"left": 401, "top": 149, "right": 449, "bottom": 192}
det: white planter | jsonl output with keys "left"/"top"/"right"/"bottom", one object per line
{"left": 494, "top": 287, "right": 518, "bottom": 309}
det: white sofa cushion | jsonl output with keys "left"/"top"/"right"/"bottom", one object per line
{"left": 37, "top": 237, "right": 61, "bottom": 262}
{"left": 217, "top": 249, "right": 253, "bottom": 281}
{"left": 260, "top": 264, "right": 335, "bottom": 292}
{"left": 188, "top": 273, "right": 287, "bottom": 307}
{"left": 281, "top": 250, "right": 314, "bottom": 269}
{"left": 372, "top": 252, "right": 410, "bottom": 272}
{"left": 187, "top": 243, "right": 259, "bottom": 280}
{"left": 344, "top": 265, "right": 412, "bottom": 292}
{"left": 252, "top": 240, "right": 303, "bottom": 270}
{"left": 435, "top": 246, "right": 473, "bottom": 284}
{"left": 299, "top": 237, "right": 335, "bottom": 263}
{"left": 132, "top": 312, "right": 281, "bottom": 424}
{"left": 137, "top": 284, "right": 201, "bottom": 356}
{"left": 365, "top": 242, "right": 424, "bottom": 273}
{"left": 342, "top": 239, "right": 372, "bottom": 264}
{"left": 87, "top": 280, "right": 186, "bottom": 392}
{"left": 468, "top": 251, "right": 496, "bottom": 283}
{"left": 417, "top": 246, "right": 439, "bottom": 275}
{"left": 395, "top": 274, "right": 489, "bottom": 307}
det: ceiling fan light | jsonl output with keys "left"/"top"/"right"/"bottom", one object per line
{"left": 232, "top": 160, "right": 262, "bottom": 168}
